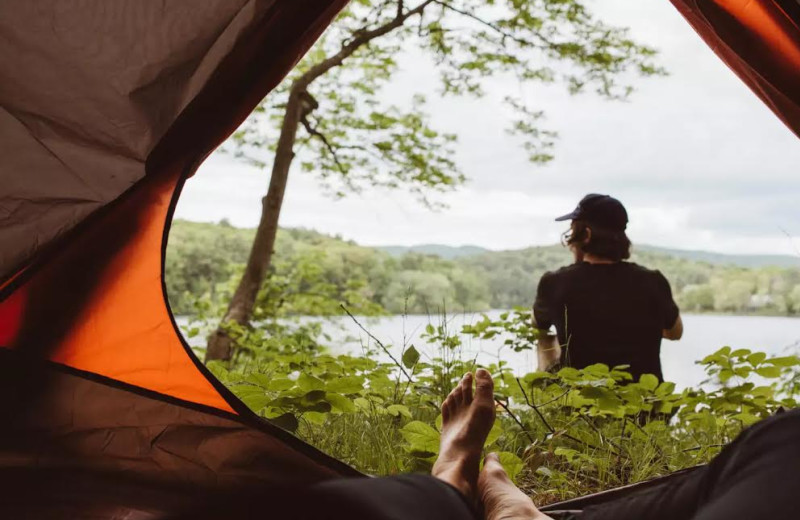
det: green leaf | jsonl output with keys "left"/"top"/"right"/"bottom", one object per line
{"left": 755, "top": 366, "right": 782, "bottom": 378}
{"left": 731, "top": 411, "right": 761, "bottom": 426}
{"left": 298, "top": 373, "right": 325, "bottom": 392}
{"left": 386, "top": 404, "right": 412, "bottom": 418}
{"left": 747, "top": 352, "right": 767, "bottom": 366}
{"left": 303, "top": 411, "right": 328, "bottom": 425}
{"left": 246, "top": 373, "right": 273, "bottom": 388}
{"left": 205, "top": 361, "right": 230, "bottom": 382}
{"left": 484, "top": 420, "right": 503, "bottom": 447}
{"left": 400, "top": 421, "right": 440, "bottom": 454}
{"left": 301, "top": 390, "right": 327, "bottom": 404}
{"left": 298, "top": 400, "right": 332, "bottom": 414}
{"left": 555, "top": 447, "right": 579, "bottom": 462}
{"left": 240, "top": 392, "right": 271, "bottom": 412}
{"left": 768, "top": 356, "right": 800, "bottom": 367}
{"left": 326, "top": 393, "right": 356, "bottom": 413}
{"left": 584, "top": 363, "right": 610, "bottom": 376}
{"left": 326, "top": 376, "right": 365, "bottom": 394}
{"left": 638, "top": 374, "right": 659, "bottom": 391}
{"left": 655, "top": 381, "right": 676, "bottom": 397}
{"left": 557, "top": 367, "right": 581, "bottom": 381}
{"left": 269, "top": 412, "right": 299, "bottom": 433}
{"left": 579, "top": 387, "right": 623, "bottom": 411}
{"left": 268, "top": 378, "right": 295, "bottom": 391}
{"left": 402, "top": 345, "right": 421, "bottom": 369}
{"left": 719, "top": 368, "right": 734, "bottom": 382}
{"left": 497, "top": 452, "right": 524, "bottom": 482}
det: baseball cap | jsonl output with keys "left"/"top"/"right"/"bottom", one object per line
{"left": 555, "top": 193, "right": 628, "bottom": 231}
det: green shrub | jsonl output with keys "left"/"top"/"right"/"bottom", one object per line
{"left": 201, "top": 310, "right": 798, "bottom": 503}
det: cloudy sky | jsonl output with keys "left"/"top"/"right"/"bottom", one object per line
{"left": 175, "top": 0, "right": 800, "bottom": 256}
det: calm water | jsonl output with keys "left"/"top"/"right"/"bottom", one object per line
{"left": 291, "top": 313, "right": 800, "bottom": 389}
{"left": 179, "top": 313, "right": 800, "bottom": 389}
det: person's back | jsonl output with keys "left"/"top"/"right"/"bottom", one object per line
{"left": 533, "top": 194, "right": 682, "bottom": 382}
{"left": 535, "top": 262, "right": 678, "bottom": 381}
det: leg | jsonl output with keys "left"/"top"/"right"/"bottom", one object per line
{"left": 579, "top": 409, "right": 800, "bottom": 520}
{"left": 690, "top": 409, "right": 800, "bottom": 520}
{"left": 432, "top": 369, "right": 497, "bottom": 503}
{"left": 306, "top": 368, "right": 501, "bottom": 520}
{"left": 479, "top": 453, "right": 553, "bottom": 520}
{"left": 312, "top": 474, "right": 476, "bottom": 520}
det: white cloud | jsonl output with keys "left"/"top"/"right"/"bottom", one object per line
{"left": 175, "top": 0, "right": 800, "bottom": 257}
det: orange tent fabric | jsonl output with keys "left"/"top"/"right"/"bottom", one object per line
{"left": 1, "top": 2, "right": 359, "bottom": 518}
{"left": 671, "top": 0, "right": 800, "bottom": 138}
{"left": 0, "top": 0, "right": 798, "bottom": 517}
{"left": 0, "top": 0, "right": 350, "bottom": 409}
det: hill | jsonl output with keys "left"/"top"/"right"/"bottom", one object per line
{"left": 380, "top": 242, "right": 798, "bottom": 268}
{"left": 635, "top": 245, "right": 798, "bottom": 269}
{"left": 379, "top": 244, "right": 490, "bottom": 259}
{"left": 166, "top": 220, "right": 800, "bottom": 316}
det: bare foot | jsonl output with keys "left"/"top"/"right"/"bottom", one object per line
{"left": 479, "top": 452, "right": 552, "bottom": 520}
{"left": 432, "top": 369, "right": 496, "bottom": 503}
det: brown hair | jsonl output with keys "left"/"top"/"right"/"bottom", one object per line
{"left": 562, "top": 220, "right": 631, "bottom": 261}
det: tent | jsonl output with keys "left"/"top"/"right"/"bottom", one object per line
{"left": 0, "top": 1, "right": 797, "bottom": 518}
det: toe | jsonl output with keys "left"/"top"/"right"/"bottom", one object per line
{"left": 451, "top": 384, "right": 464, "bottom": 407}
{"left": 482, "top": 452, "right": 509, "bottom": 481}
{"left": 479, "top": 453, "right": 513, "bottom": 500}
{"left": 475, "top": 368, "right": 494, "bottom": 403}
{"left": 462, "top": 373, "right": 474, "bottom": 405}
{"left": 446, "top": 380, "right": 460, "bottom": 401}
{"left": 441, "top": 397, "right": 451, "bottom": 421}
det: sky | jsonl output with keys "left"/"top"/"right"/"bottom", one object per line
{"left": 175, "top": 0, "right": 800, "bottom": 256}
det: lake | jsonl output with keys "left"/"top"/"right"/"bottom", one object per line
{"left": 179, "top": 313, "right": 800, "bottom": 389}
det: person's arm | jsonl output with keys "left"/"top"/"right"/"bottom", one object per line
{"left": 663, "top": 314, "right": 683, "bottom": 340}
{"left": 534, "top": 323, "right": 561, "bottom": 371}
{"left": 656, "top": 271, "right": 682, "bottom": 341}
{"left": 533, "top": 273, "right": 560, "bottom": 371}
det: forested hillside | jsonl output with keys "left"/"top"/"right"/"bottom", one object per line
{"left": 166, "top": 220, "right": 800, "bottom": 316}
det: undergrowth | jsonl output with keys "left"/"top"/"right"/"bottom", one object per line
{"left": 201, "top": 309, "right": 799, "bottom": 504}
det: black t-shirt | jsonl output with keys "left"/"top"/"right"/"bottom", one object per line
{"left": 533, "top": 262, "right": 680, "bottom": 382}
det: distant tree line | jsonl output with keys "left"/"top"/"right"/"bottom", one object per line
{"left": 166, "top": 220, "right": 800, "bottom": 317}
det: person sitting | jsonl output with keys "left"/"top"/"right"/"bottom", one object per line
{"left": 533, "top": 194, "right": 683, "bottom": 382}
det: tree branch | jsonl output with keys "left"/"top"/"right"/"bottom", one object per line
{"left": 294, "top": 0, "right": 436, "bottom": 93}
{"left": 515, "top": 378, "right": 617, "bottom": 454}
{"left": 341, "top": 304, "right": 415, "bottom": 384}
{"left": 431, "top": 0, "right": 556, "bottom": 50}
{"left": 495, "top": 397, "right": 537, "bottom": 444}
{"left": 300, "top": 115, "right": 347, "bottom": 175}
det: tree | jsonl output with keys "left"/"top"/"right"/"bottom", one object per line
{"left": 787, "top": 285, "right": 800, "bottom": 315}
{"left": 384, "top": 270, "right": 454, "bottom": 313}
{"left": 206, "top": 0, "right": 664, "bottom": 361}
{"left": 713, "top": 279, "right": 753, "bottom": 313}
{"left": 680, "top": 284, "right": 715, "bottom": 312}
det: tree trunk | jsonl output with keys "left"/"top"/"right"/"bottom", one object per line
{"left": 204, "top": 3, "right": 431, "bottom": 362}
{"left": 205, "top": 90, "right": 305, "bottom": 361}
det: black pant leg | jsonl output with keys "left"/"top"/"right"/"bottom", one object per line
{"left": 578, "top": 463, "right": 709, "bottom": 520}
{"left": 691, "top": 409, "right": 800, "bottom": 520}
{"left": 172, "top": 474, "right": 476, "bottom": 520}
{"left": 581, "top": 409, "right": 800, "bottom": 520}
{"left": 311, "top": 474, "right": 478, "bottom": 520}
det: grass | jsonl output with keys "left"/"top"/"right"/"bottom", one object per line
{"left": 201, "top": 309, "right": 799, "bottom": 504}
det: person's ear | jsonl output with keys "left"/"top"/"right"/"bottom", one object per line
{"left": 584, "top": 227, "right": 592, "bottom": 244}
